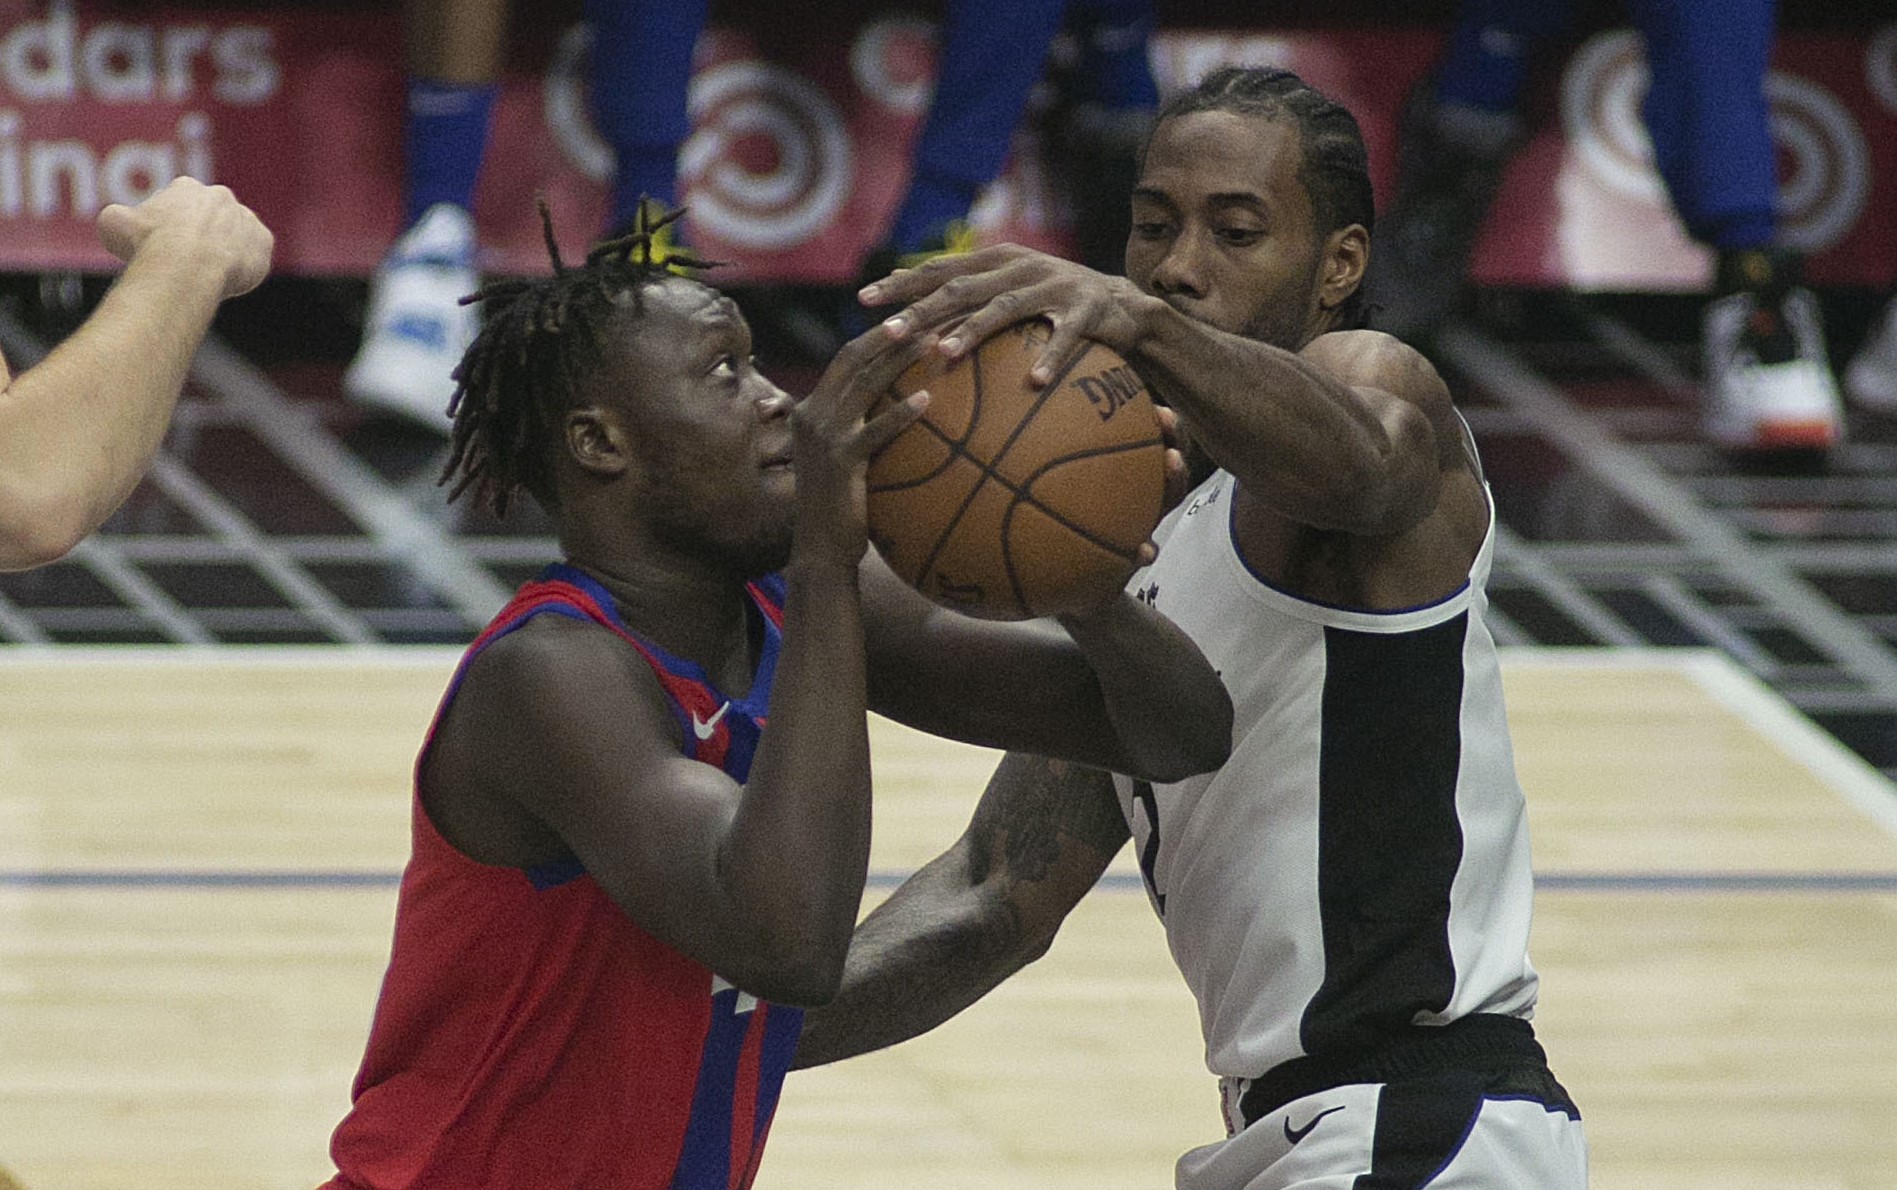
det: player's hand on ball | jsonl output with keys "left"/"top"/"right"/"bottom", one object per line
{"left": 865, "top": 320, "right": 1168, "bottom": 619}
{"left": 861, "top": 244, "right": 1148, "bottom": 388}
{"left": 791, "top": 322, "right": 932, "bottom": 565}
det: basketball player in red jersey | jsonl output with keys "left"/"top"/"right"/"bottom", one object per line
{"left": 321, "top": 206, "right": 1232, "bottom": 1190}
{"left": 796, "top": 68, "right": 1587, "bottom": 1188}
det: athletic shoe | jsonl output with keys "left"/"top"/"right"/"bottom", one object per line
{"left": 1843, "top": 297, "right": 1897, "bottom": 413}
{"left": 1702, "top": 281, "right": 1842, "bottom": 453}
{"left": 1365, "top": 86, "right": 1521, "bottom": 342}
{"left": 344, "top": 203, "right": 480, "bottom": 433}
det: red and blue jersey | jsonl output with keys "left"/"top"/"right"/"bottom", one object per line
{"left": 326, "top": 563, "right": 802, "bottom": 1190}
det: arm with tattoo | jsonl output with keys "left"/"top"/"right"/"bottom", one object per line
{"left": 792, "top": 753, "right": 1130, "bottom": 1067}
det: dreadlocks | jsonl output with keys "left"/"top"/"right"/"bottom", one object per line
{"left": 440, "top": 201, "right": 720, "bottom": 517}
{"left": 1152, "top": 66, "right": 1376, "bottom": 329}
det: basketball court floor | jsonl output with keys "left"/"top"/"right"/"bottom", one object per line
{"left": 0, "top": 283, "right": 1894, "bottom": 1188}
{"left": 0, "top": 648, "right": 1893, "bottom": 1189}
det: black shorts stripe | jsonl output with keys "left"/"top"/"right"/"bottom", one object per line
{"left": 1304, "top": 615, "right": 1469, "bottom": 1058}
{"left": 1352, "top": 1073, "right": 1487, "bottom": 1189}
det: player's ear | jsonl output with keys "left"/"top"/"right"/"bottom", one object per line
{"left": 1317, "top": 222, "right": 1369, "bottom": 314}
{"left": 564, "top": 406, "right": 632, "bottom": 478}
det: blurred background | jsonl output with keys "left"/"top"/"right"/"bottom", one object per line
{"left": 0, "top": 0, "right": 1891, "bottom": 780}
{"left": 1, "top": 3, "right": 1896, "bottom": 1186}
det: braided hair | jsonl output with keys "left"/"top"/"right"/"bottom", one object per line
{"left": 441, "top": 201, "right": 719, "bottom": 517}
{"left": 1152, "top": 66, "right": 1375, "bottom": 328}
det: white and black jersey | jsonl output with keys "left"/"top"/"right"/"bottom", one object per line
{"left": 1113, "top": 469, "right": 1541, "bottom": 1111}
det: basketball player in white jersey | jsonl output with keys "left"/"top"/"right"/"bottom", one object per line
{"left": 794, "top": 65, "right": 1588, "bottom": 1188}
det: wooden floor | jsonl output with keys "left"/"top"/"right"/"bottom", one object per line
{"left": 1, "top": 648, "right": 1894, "bottom": 1189}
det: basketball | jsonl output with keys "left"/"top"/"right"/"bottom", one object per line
{"left": 866, "top": 318, "right": 1168, "bottom": 620}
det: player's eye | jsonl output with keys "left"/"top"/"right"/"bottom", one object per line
{"left": 710, "top": 354, "right": 739, "bottom": 378}
{"left": 1132, "top": 221, "right": 1171, "bottom": 240}
{"left": 1217, "top": 226, "right": 1264, "bottom": 246}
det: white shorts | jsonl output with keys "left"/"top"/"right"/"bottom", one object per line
{"left": 1177, "top": 1079, "right": 1588, "bottom": 1190}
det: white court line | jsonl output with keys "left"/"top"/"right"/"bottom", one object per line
{"left": 0, "top": 644, "right": 465, "bottom": 667}
{"left": 1500, "top": 645, "right": 1897, "bottom": 840}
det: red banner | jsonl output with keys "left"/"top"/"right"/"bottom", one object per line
{"left": 1, "top": 2, "right": 1892, "bottom": 288}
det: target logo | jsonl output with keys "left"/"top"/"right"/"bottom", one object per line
{"left": 544, "top": 24, "right": 612, "bottom": 184}
{"left": 850, "top": 15, "right": 936, "bottom": 116}
{"left": 543, "top": 25, "right": 852, "bottom": 252}
{"left": 1767, "top": 73, "right": 1869, "bottom": 252}
{"left": 1560, "top": 31, "right": 1663, "bottom": 203}
{"left": 679, "top": 61, "right": 853, "bottom": 250}
{"left": 1868, "top": 23, "right": 1897, "bottom": 115}
{"left": 1561, "top": 29, "right": 1868, "bottom": 253}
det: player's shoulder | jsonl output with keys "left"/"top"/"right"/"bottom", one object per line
{"left": 464, "top": 612, "right": 668, "bottom": 724}
{"left": 1300, "top": 329, "right": 1448, "bottom": 405}
{"left": 1302, "top": 330, "right": 1459, "bottom": 448}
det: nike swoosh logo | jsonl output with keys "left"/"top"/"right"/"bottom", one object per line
{"left": 1283, "top": 1104, "right": 1345, "bottom": 1145}
{"left": 692, "top": 701, "right": 731, "bottom": 740}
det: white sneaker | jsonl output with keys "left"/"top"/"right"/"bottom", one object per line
{"left": 1844, "top": 298, "right": 1897, "bottom": 413}
{"left": 1702, "top": 286, "right": 1843, "bottom": 452}
{"left": 344, "top": 203, "right": 480, "bottom": 433}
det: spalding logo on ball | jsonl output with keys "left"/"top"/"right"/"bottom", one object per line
{"left": 866, "top": 318, "right": 1167, "bottom": 620}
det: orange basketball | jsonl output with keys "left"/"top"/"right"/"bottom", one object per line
{"left": 866, "top": 319, "right": 1167, "bottom": 620}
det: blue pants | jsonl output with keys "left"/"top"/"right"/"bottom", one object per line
{"left": 586, "top": 0, "right": 706, "bottom": 231}
{"left": 1434, "top": 0, "right": 1778, "bottom": 250}
{"left": 889, "top": 0, "right": 1157, "bottom": 252}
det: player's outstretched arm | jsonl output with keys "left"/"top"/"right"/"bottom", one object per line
{"left": 0, "top": 177, "right": 271, "bottom": 570}
{"left": 865, "top": 245, "right": 1452, "bottom": 538}
{"left": 861, "top": 556, "right": 1232, "bottom": 783}
{"left": 793, "top": 753, "right": 1128, "bottom": 1067}
{"left": 1126, "top": 319, "right": 1449, "bottom": 535}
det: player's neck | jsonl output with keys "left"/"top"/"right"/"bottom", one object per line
{"left": 562, "top": 547, "right": 758, "bottom": 689}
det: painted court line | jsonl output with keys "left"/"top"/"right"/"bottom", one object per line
{"left": 1502, "top": 646, "right": 1897, "bottom": 837}
{"left": 3, "top": 870, "right": 1896, "bottom": 893}
{"left": 3, "top": 648, "right": 1891, "bottom": 894}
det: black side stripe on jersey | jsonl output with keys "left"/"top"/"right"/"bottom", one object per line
{"left": 1130, "top": 780, "right": 1166, "bottom": 915}
{"left": 1302, "top": 614, "right": 1468, "bottom": 1060}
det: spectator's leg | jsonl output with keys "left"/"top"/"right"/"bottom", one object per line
{"left": 587, "top": 0, "right": 708, "bottom": 238}
{"left": 345, "top": 0, "right": 507, "bottom": 433}
{"left": 885, "top": 0, "right": 1071, "bottom": 257}
{"left": 1366, "top": 0, "right": 1576, "bottom": 342}
{"left": 1063, "top": 0, "right": 1157, "bottom": 112}
{"left": 403, "top": 0, "right": 506, "bottom": 226}
{"left": 1629, "top": 0, "right": 1776, "bottom": 255}
{"left": 1058, "top": 0, "right": 1159, "bottom": 275}
{"left": 1432, "top": 0, "right": 1570, "bottom": 113}
{"left": 1629, "top": 0, "right": 1842, "bottom": 453}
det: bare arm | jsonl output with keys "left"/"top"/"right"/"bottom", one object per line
{"left": 430, "top": 326, "right": 930, "bottom": 1006}
{"left": 861, "top": 556, "right": 1231, "bottom": 783}
{"left": 866, "top": 245, "right": 1450, "bottom": 537}
{"left": 1125, "top": 316, "right": 1444, "bottom": 535}
{"left": 794, "top": 753, "right": 1129, "bottom": 1067}
{"left": 0, "top": 177, "right": 272, "bottom": 570}
{"left": 441, "top": 592, "right": 869, "bottom": 1007}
